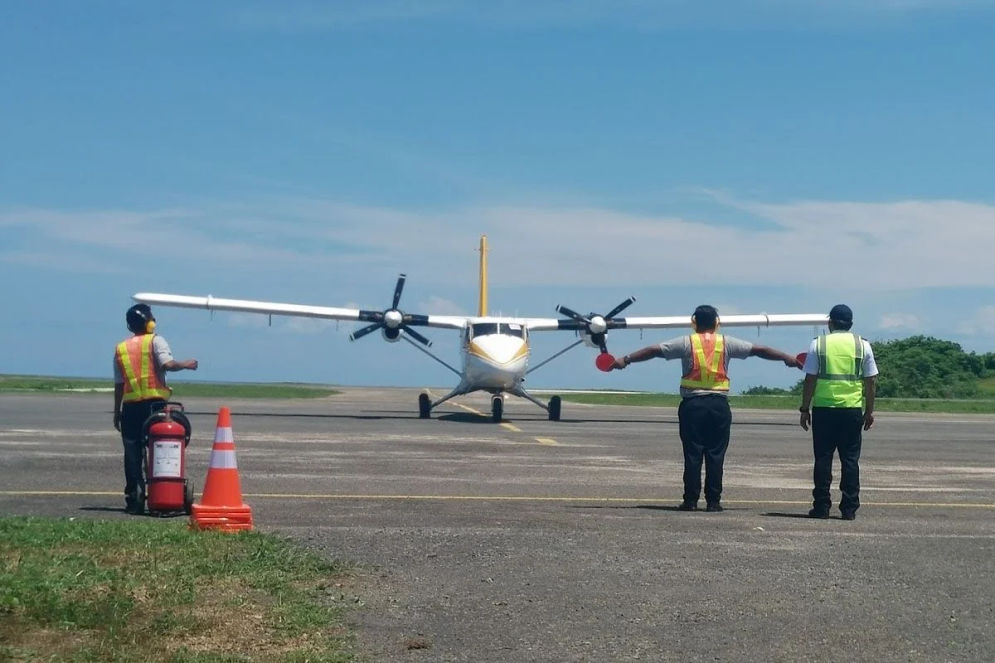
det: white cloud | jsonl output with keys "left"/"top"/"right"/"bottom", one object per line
{"left": 417, "top": 296, "right": 468, "bottom": 316}
{"left": 878, "top": 312, "right": 922, "bottom": 330}
{"left": 5, "top": 196, "right": 995, "bottom": 293}
{"left": 957, "top": 304, "right": 995, "bottom": 336}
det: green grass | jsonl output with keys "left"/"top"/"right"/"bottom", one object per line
{"left": 558, "top": 392, "right": 995, "bottom": 414}
{"left": 977, "top": 376, "right": 995, "bottom": 398}
{"left": 0, "top": 517, "right": 355, "bottom": 662}
{"left": 0, "top": 375, "right": 339, "bottom": 399}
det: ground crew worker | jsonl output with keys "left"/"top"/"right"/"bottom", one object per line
{"left": 798, "top": 304, "right": 877, "bottom": 520}
{"left": 610, "top": 305, "right": 801, "bottom": 512}
{"left": 112, "top": 303, "right": 197, "bottom": 514}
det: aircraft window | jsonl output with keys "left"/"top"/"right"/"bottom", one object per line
{"left": 504, "top": 324, "right": 524, "bottom": 338}
{"left": 472, "top": 323, "right": 498, "bottom": 336}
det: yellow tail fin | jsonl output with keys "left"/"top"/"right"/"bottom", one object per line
{"left": 477, "top": 235, "right": 488, "bottom": 317}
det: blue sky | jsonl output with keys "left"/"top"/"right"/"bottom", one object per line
{"left": 2, "top": 1, "right": 994, "bottom": 393}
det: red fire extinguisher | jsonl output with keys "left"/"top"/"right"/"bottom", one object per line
{"left": 143, "top": 402, "right": 193, "bottom": 516}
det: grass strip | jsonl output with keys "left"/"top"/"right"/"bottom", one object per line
{"left": 0, "top": 516, "right": 355, "bottom": 662}
{"left": 0, "top": 375, "right": 338, "bottom": 399}
{"left": 558, "top": 392, "right": 995, "bottom": 414}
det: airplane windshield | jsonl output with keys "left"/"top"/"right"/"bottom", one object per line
{"left": 471, "top": 323, "right": 524, "bottom": 338}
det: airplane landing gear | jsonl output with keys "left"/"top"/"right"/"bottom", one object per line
{"left": 418, "top": 392, "right": 431, "bottom": 419}
{"left": 547, "top": 395, "right": 561, "bottom": 421}
{"left": 491, "top": 395, "right": 504, "bottom": 423}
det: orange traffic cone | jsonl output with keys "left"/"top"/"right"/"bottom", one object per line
{"left": 190, "top": 407, "right": 253, "bottom": 532}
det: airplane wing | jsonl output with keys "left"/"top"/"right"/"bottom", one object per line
{"left": 132, "top": 293, "right": 467, "bottom": 333}
{"left": 524, "top": 313, "right": 829, "bottom": 332}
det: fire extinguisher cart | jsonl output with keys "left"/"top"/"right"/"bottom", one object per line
{"left": 142, "top": 402, "right": 194, "bottom": 516}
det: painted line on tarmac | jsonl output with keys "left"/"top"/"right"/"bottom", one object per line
{"left": 439, "top": 395, "right": 559, "bottom": 445}
{"left": 3, "top": 490, "right": 992, "bottom": 509}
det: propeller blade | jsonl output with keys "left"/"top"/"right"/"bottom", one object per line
{"left": 605, "top": 296, "right": 636, "bottom": 320}
{"left": 403, "top": 313, "right": 430, "bottom": 326}
{"left": 356, "top": 309, "right": 384, "bottom": 323}
{"left": 349, "top": 322, "right": 382, "bottom": 341}
{"left": 590, "top": 333, "right": 608, "bottom": 354}
{"left": 402, "top": 325, "right": 432, "bottom": 347}
{"left": 392, "top": 274, "right": 406, "bottom": 310}
{"left": 555, "top": 304, "right": 588, "bottom": 323}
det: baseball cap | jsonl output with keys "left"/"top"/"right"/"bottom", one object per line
{"left": 829, "top": 304, "right": 853, "bottom": 324}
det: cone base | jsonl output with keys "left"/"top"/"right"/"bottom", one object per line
{"left": 190, "top": 503, "right": 253, "bottom": 532}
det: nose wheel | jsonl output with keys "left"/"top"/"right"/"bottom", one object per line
{"left": 418, "top": 392, "right": 431, "bottom": 419}
{"left": 491, "top": 395, "right": 504, "bottom": 423}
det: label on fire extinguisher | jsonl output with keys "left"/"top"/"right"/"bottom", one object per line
{"left": 152, "top": 440, "right": 183, "bottom": 478}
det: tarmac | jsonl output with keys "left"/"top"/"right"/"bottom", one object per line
{"left": 1, "top": 388, "right": 993, "bottom": 662}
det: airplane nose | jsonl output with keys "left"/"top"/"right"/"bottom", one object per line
{"left": 470, "top": 336, "right": 527, "bottom": 365}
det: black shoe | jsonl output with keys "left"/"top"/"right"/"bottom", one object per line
{"left": 841, "top": 511, "right": 856, "bottom": 521}
{"left": 808, "top": 508, "right": 830, "bottom": 519}
{"left": 677, "top": 501, "right": 698, "bottom": 511}
{"left": 705, "top": 503, "right": 723, "bottom": 512}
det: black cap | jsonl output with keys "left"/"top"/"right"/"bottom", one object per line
{"left": 829, "top": 304, "right": 853, "bottom": 324}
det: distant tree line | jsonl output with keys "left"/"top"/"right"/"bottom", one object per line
{"left": 742, "top": 336, "right": 995, "bottom": 399}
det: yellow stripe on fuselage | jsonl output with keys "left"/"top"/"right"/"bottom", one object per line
{"left": 468, "top": 338, "right": 529, "bottom": 365}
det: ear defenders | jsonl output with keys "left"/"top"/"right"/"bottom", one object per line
{"left": 146, "top": 319, "right": 156, "bottom": 333}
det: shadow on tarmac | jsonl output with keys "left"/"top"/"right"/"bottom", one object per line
{"left": 567, "top": 504, "right": 719, "bottom": 512}
{"left": 764, "top": 511, "right": 826, "bottom": 520}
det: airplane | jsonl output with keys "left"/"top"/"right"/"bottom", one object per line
{"left": 133, "top": 235, "right": 829, "bottom": 422}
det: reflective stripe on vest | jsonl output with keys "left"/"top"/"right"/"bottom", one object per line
{"left": 116, "top": 334, "right": 171, "bottom": 402}
{"left": 813, "top": 332, "right": 865, "bottom": 408}
{"left": 680, "top": 333, "right": 730, "bottom": 392}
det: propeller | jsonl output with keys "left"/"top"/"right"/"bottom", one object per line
{"left": 350, "top": 274, "right": 433, "bottom": 346}
{"left": 555, "top": 296, "right": 636, "bottom": 354}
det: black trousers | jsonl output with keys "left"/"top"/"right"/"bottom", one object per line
{"left": 678, "top": 395, "right": 732, "bottom": 505}
{"left": 811, "top": 407, "right": 863, "bottom": 514}
{"left": 120, "top": 399, "right": 166, "bottom": 506}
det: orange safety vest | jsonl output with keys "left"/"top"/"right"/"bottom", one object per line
{"left": 115, "top": 334, "right": 172, "bottom": 402}
{"left": 680, "top": 332, "right": 731, "bottom": 392}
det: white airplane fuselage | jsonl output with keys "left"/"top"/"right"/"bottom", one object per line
{"left": 459, "top": 321, "right": 530, "bottom": 392}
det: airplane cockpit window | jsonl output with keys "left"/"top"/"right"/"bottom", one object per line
{"left": 471, "top": 323, "right": 499, "bottom": 337}
{"left": 470, "top": 322, "right": 526, "bottom": 338}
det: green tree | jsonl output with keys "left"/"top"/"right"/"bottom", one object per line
{"left": 870, "top": 336, "right": 982, "bottom": 399}
{"left": 746, "top": 335, "right": 992, "bottom": 399}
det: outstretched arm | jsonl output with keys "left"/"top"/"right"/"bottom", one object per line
{"left": 750, "top": 344, "right": 802, "bottom": 368}
{"left": 162, "top": 359, "right": 198, "bottom": 371}
{"left": 609, "top": 345, "right": 664, "bottom": 370}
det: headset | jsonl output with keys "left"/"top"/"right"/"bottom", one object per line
{"left": 127, "top": 304, "right": 156, "bottom": 334}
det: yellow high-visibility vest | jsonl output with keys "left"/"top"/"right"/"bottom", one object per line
{"left": 680, "top": 333, "right": 730, "bottom": 392}
{"left": 813, "top": 332, "right": 865, "bottom": 408}
{"left": 115, "top": 334, "right": 171, "bottom": 402}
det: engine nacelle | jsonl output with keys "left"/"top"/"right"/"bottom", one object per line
{"left": 579, "top": 330, "right": 606, "bottom": 348}
{"left": 382, "top": 327, "right": 402, "bottom": 343}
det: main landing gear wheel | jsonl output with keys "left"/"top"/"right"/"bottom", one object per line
{"left": 548, "top": 395, "right": 561, "bottom": 421}
{"left": 491, "top": 396, "right": 503, "bottom": 423}
{"left": 183, "top": 481, "right": 194, "bottom": 516}
{"left": 418, "top": 393, "right": 431, "bottom": 419}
